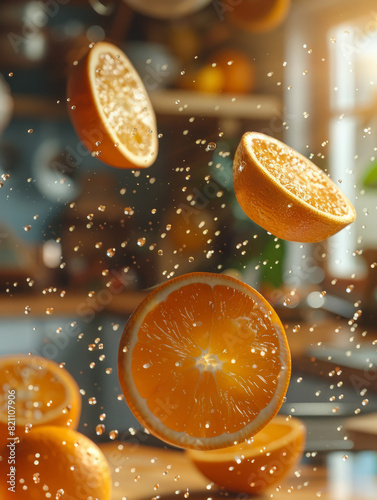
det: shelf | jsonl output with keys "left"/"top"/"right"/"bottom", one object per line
{"left": 12, "top": 91, "right": 282, "bottom": 121}
{"left": 0, "top": 290, "right": 146, "bottom": 317}
{"left": 149, "top": 89, "right": 282, "bottom": 119}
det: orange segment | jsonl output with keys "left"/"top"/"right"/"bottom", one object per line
{"left": 0, "top": 425, "right": 111, "bottom": 499}
{"left": 118, "top": 272, "right": 291, "bottom": 450}
{"left": 187, "top": 415, "right": 306, "bottom": 495}
{"left": 233, "top": 132, "right": 356, "bottom": 242}
{"left": 0, "top": 354, "right": 81, "bottom": 446}
{"left": 67, "top": 41, "right": 158, "bottom": 169}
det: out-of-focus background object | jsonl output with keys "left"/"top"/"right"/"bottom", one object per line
{"left": 227, "top": 0, "right": 292, "bottom": 33}
{"left": 123, "top": 0, "right": 212, "bottom": 19}
{"left": 0, "top": 75, "right": 13, "bottom": 134}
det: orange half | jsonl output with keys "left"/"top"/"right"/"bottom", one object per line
{"left": 118, "top": 272, "right": 291, "bottom": 450}
{"left": 67, "top": 41, "right": 158, "bottom": 169}
{"left": 0, "top": 354, "right": 81, "bottom": 446}
{"left": 233, "top": 132, "right": 356, "bottom": 242}
{"left": 187, "top": 415, "right": 306, "bottom": 495}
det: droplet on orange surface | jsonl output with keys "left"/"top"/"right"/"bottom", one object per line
{"left": 118, "top": 272, "right": 291, "bottom": 450}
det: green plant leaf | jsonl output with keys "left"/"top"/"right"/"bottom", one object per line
{"left": 363, "top": 161, "right": 377, "bottom": 188}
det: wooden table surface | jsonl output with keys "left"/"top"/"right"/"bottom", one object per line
{"left": 100, "top": 442, "right": 377, "bottom": 500}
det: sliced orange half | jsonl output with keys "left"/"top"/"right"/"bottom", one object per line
{"left": 67, "top": 41, "right": 158, "bottom": 169}
{"left": 233, "top": 132, "right": 356, "bottom": 242}
{"left": 0, "top": 354, "right": 81, "bottom": 446}
{"left": 118, "top": 272, "right": 291, "bottom": 450}
{"left": 187, "top": 415, "right": 306, "bottom": 495}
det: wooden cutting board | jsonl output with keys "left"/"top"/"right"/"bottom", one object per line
{"left": 100, "top": 442, "right": 327, "bottom": 500}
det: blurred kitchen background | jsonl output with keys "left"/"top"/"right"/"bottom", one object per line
{"left": 0, "top": 0, "right": 377, "bottom": 473}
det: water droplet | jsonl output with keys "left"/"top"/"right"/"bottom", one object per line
{"left": 206, "top": 142, "right": 216, "bottom": 152}
{"left": 107, "top": 248, "right": 116, "bottom": 258}
{"left": 109, "top": 429, "right": 118, "bottom": 440}
{"left": 96, "top": 424, "right": 105, "bottom": 435}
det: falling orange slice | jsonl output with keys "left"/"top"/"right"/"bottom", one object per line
{"left": 67, "top": 41, "right": 158, "bottom": 169}
{"left": 0, "top": 354, "right": 81, "bottom": 446}
{"left": 118, "top": 272, "right": 291, "bottom": 450}
{"left": 187, "top": 415, "right": 306, "bottom": 495}
{"left": 233, "top": 132, "right": 356, "bottom": 242}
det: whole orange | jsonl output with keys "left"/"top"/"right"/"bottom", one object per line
{"left": 212, "top": 49, "right": 256, "bottom": 94}
{"left": 0, "top": 425, "right": 112, "bottom": 499}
